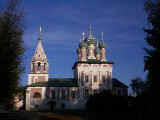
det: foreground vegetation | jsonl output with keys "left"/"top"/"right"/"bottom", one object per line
{"left": 0, "top": 111, "right": 84, "bottom": 120}
{"left": 0, "top": 0, "right": 24, "bottom": 108}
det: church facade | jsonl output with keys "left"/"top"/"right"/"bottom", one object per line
{"left": 26, "top": 25, "right": 128, "bottom": 111}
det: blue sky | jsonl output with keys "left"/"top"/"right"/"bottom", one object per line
{"left": 0, "top": 0, "right": 150, "bottom": 92}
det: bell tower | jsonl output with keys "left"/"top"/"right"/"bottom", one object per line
{"left": 28, "top": 25, "right": 49, "bottom": 85}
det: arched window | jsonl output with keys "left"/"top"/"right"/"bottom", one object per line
{"left": 94, "top": 75, "right": 97, "bottom": 83}
{"left": 94, "top": 89, "right": 98, "bottom": 94}
{"left": 85, "top": 75, "right": 88, "bottom": 83}
{"left": 67, "top": 89, "right": 70, "bottom": 100}
{"left": 44, "top": 63, "right": 46, "bottom": 71}
{"left": 62, "top": 89, "right": 65, "bottom": 100}
{"left": 102, "top": 75, "right": 105, "bottom": 83}
{"left": 81, "top": 72, "right": 84, "bottom": 86}
{"left": 57, "top": 88, "right": 60, "bottom": 100}
{"left": 37, "top": 62, "right": 41, "bottom": 71}
{"left": 85, "top": 89, "right": 89, "bottom": 97}
{"left": 33, "top": 92, "right": 41, "bottom": 105}
{"left": 33, "top": 92, "right": 41, "bottom": 98}
{"left": 52, "top": 90, "right": 55, "bottom": 99}
{"left": 71, "top": 91, "right": 76, "bottom": 99}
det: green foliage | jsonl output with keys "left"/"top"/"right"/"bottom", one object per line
{"left": 130, "top": 77, "right": 146, "bottom": 96}
{"left": 0, "top": 0, "right": 24, "bottom": 104}
{"left": 144, "top": 0, "right": 160, "bottom": 91}
{"left": 86, "top": 90, "right": 128, "bottom": 120}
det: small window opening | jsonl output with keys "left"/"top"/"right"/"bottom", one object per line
{"left": 44, "top": 63, "right": 46, "bottom": 71}
{"left": 38, "top": 62, "right": 41, "bottom": 71}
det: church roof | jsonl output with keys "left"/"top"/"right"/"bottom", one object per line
{"left": 28, "top": 78, "right": 78, "bottom": 87}
{"left": 32, "top": 40, "right": 47, "bottom": 61}
{"left": 32, "top": 26, "right": 47, "bottom": 62}
{"left": 112, "top": 78, "right": 128, "bottom": 88}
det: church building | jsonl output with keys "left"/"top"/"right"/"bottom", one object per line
{"left": 26, "top": 25, "right": 128, "bottom": 111}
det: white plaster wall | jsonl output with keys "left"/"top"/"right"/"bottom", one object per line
{"left": 76, "top": 63, "right": 112, "bottom": 91}
{"left": 28, "top": 74, "right": 49, "bottom": 85}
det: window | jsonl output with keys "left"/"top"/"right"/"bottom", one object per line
{"left": 67, "top": 89, "right": 70, "bottom": 100}
{"left": 37, "top": 62, "right": 41, "bottom": 71}
{"left": 71, "top": 91, "right": 76, "bottom": 99}
{"left": 118, "top": 88, "right": 121, "bottom": 96}
{"left": 106, "top": 79, "right": 109, "bottom": 85}
{"left": 52, "top": 90, "right": 55, "bottom": 99}
{"left": 61, "top": 103, "right": 65, "bottom": 109}
{"left": 57, "top": 89, "right": 60, "bottom": 100}
{"left": 81, "top": 72, "right": 84, "bottom": 80}
{"left": 93, "top": 89, "right": 98, "bottom": 94}
{"left": 45, "top": 88, "right": 50, "bottom": 98}
{"left": 102, "top": 75, "right": 105, "bottom": 83}
{"left": 81, "top": 72, "right": 84, "bottom": 86}
{"left": 44, "top": 63, "right": 46, "bottom": 71}
{"left": 77, "top": 89, "right": 80, "bottom": 98}
{"left": 85, "top": 89, "right": 89, "bottom": 97}
{"left": 81, "top": 80, "right": 84, "bottom": 86}
{"left": 35, "top": 79, "right": 37, "bottom": 83}
{"left": 62, "top": 89, "right": 65, "bottom": 100}
{"left": 85, "top": 75, "right": 88, "bottom": 83}
{"left": 33, "top": 92, "right": 41, "bottom": 98}
{"left": 94, "top": 75, "right": 97, "bottom": 83}
{"left": 33, "top": 92, "right": 41, "bottom": 105}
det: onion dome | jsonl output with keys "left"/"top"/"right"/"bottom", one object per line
{"left": 77, "top": 48, "right": 81, "bottom": 54}
{"left": 99, "top": 32, "right": 106, "bottom": 48}
{"left": 95, "top": 47, "right": 100, "bottom": 54}
{"left": 84, "top": 24, "right": 97, "bottom": 46}
{"left": 99, "top": 41, "right": 106, "bottom": 48}
{"left": 95, "top": 41, "right": 100, "bottom": 54}
{"left": 85, "top": 36, "right": 97, "bottom": 46}
{"left": 79, "top": 41, "right": 87, "bottom": 48}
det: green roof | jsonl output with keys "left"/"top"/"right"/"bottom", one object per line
{"left": 49, "top": 78, "right": 74, "bottom": 82}
{"left": 27, "top": 78, "right": 78, "bottom": 87}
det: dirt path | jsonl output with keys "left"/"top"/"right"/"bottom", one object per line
{"left": 39, "top": 112, "right": 83, "bottom": 120}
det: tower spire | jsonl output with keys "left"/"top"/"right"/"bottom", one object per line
{"left": 38, "top": 25, "right": 42, "bottom": 40}
{"left": 82, "top": 32, "right": 85, "bottom": 41}
{"left": 80, "top": 38, "right": 82, "bottom": 43}
{"left": 97, "top": 40, "right": 99, "bottom": 47}
{"left": 102, "top": 32, "right": 104, "bottom": 43}
{"left": 40, "top": 24, "right": 42, "bottom": 33}
{"left": 89, "top": 24, "right": 93, "bottom": 37}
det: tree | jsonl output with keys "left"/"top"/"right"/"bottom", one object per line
{"left": 130, "top": 77, "right": 146, "bottom": 96}
{"left": 144, "top": 0, "right": 160, "bottom": 93}
{"left": 86, "top": 90, "right": 128, "bottom": 120}
{"left": 0, "top": 0, "right": 24, "bottom": 107}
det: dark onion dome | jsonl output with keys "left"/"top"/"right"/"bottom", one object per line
{"left": 77, "top": 48, "right": 81, "bottom": 54}
{"left": 85, "top": 35, "right": 97, "bottom": 46}
{"left": 99, "top": 41, "right": 106, "bottom": 48}
{"left": 95, "top": 47, "right": 100, "bottom": 54}
{"left": 79, "top": 41, "right": 87, "bottom": 48}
